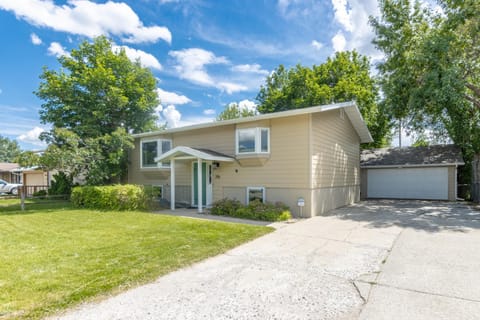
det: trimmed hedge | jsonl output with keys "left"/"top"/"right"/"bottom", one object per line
{"left": 71, "top": 185, "right": 147, "bottom": 211}
{"left": 209, "top": 198, "right": 292, "bottom": 222}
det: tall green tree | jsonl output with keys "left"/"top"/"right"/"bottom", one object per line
{"left": 35, "top": 36, "right": 158, "bottom": 184}
{"left": 14, "top": 151, "right": 41, "bottom": 168}
{"left": 0, "top": 135, "right": 21, "bottom": 162}
{"left": 256, "top": 51, "right": 391, "bottom": 147}
{"left": 371, "top": 0, "right": 480, "bottom": 158}
{"left": 216, "top": 103, "right": 257, "bottom": 121}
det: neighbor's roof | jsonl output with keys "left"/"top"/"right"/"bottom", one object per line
{"left": 361, "top": 144, "right": 465, "bottom": 168}
{"left": 134, "top": 101, "right": 373, "bottom": 143}
{"left": 0, "top": 163, "right": 19, "bottom": 172}
{"left": 155, "top": 146, "right": 235, "bottom": 163}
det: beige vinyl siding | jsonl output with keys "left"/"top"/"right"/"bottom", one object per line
{"left": 174, "top": 125, "right": 235, "bottom": 155}
{"left": 211, "top": 115, "right": 311, "bottom": 215}
{"left": 213, "top": 115, "right": 309, "bottom": 187}
{"left": 310, "top": 109, "right": 361, "bottom": 215}
{"left": 311, "top": 109, "right": 360, "bottom": 188}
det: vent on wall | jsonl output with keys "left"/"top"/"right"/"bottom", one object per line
{"left": 339, "top": 108, "right": 345, "bottom": 120}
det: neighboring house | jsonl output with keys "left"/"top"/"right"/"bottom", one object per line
{"left": 11, "top": 166, "right": 55, "bottom": 196}
{"left": 128, "top": 101, "right": 373, "bottom": 217}
{"left": 360, "top": 145, "right": 464, "bottom": 201}
{"left": 0, "top": 163, "right": 20, "bottom": 183}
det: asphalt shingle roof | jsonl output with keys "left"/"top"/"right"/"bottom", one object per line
{"left": 360, "top": 144, "right": 464, "bottom": 167}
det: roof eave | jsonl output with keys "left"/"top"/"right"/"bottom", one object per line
{"left": 133, "top": 101, "right": 370, "bottom": 138}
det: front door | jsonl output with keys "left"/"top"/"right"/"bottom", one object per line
{"left": 192, "top": 162, "right": 212, "bottom": 207}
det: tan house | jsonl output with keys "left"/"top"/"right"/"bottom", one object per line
{"left": 128, "top": 101, "right": 373, "bottom": 217}
{"left": 0, "top": 163, "right": 20, "bottom": 183}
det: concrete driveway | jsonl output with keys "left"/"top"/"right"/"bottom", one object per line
{"left": 53, "top": 201, "right": 480, "bottom": 320}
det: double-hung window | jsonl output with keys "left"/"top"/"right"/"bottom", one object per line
{"left": 236, "top": 127, "right": 270, "bottom": 154}
{"left": 141, "top": 139, "right": 172, "bottom": 168}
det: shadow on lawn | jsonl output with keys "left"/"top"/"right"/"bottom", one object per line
{"left": 328, "top": 199, "right": 480, "bottom": 233}
{"left": 0, "top": 199, "right": 72, "bottom": 215}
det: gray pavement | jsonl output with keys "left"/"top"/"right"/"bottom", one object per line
{"left": 51, "top": 200, "right": 480, "bottom": 320}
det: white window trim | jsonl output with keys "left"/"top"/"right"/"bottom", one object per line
{"left": 236, "top": 127, "right": 270, "bottom": 155}
{"left": 140, "top": 138, "right": 172, "bottom": 169}
{"left": 151, "top": 184, "right": 164, "bottom": 199}
{"left": 246, "top": 186, "right": 266, "bottom": 204}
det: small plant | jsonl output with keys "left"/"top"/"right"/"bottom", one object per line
{"left": 48, "top": 172, "right": 74, "bottom": 199}
{"left": 209, "top": 198, "right": 292, "bottom": 222}
{"left": 32, "top": 189, "right": 48, "bottom": 199}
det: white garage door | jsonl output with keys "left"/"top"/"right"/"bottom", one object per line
{"left": 367, "top": 167, "right": 449, "bottom": 200}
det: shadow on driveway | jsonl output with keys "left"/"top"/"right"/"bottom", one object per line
{"left": 328, "top": 200, "right": 480, "bottom": 233}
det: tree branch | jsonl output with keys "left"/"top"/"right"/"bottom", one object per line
{"left": 466, "top": 82, "right": 480, "bottom": 99}
{"left": 464, "top": 93, "right": 480, "bottom": 110}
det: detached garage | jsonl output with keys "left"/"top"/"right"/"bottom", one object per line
{"left": 360, "top": 145, "right": 464, "bottom": 201}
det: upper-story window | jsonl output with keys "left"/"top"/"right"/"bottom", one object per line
{"left": 141, "top": 139, "right": 172, "bottom": 168}
{"left": 236, "top": 128, "right": 270, "bottom": 154}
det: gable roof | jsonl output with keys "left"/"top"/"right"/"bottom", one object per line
{"left": 361, "top": 144, "right": 465, "bottom": 168}
{"left": 0, "top": 163, "right": 19, "bottom": 172}
{"left": 134, "top": 101, "right": 373, "bottom": 143}
{"left": 155, "top": 146, "right": 235, "bottom": 163}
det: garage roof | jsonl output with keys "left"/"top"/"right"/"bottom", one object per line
{"left": 361, "top": 144, "right": 465, "bottom": 168}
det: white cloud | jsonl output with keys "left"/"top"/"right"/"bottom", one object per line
{"left": 157, "top": 88, "right": 191, "bottom": 105}
{"left": 332, "top": 32, "right": 346, "bottom": 52}
{"left": 0, "top": 0, "right": 171, "bottom": 44}
{"left": 169, "top": 48, "right": 228, "bottom": 86}
{"left": 329, "top": 0, "right": 383, "bottom": 62}
{"left": 311, "top": 40, "right": 323, "bottom": 50}
{"left": 218, "top": 82, "right": 248, "bottom": 95}
{"left": 113, "top": 45, "right": 162, "bottom": 70}
{"left": 169, "top": 48, "right": 247, "bottom": 94}
{"left": 238, "top": 99, "right": 258, "bottom": 113}
{"left": 30, "top": 32, "right": 42, "bottom": 45}
{"left": 162, "top": 105, "right": 182, "bottom": 128}
{"left": 17, "top": 126, "right": 46, "bottom": 146}
{"left": 203, "top": 109, "right": 216, "bottom": 116}
{"left": 231, "top": 64, "right": 269, "bottom": 75}
{"left": 332, "top": 0, "right": 353, "bottom": 32}
{"left": 47, "top": 42, "right": 69, "bottom": 57}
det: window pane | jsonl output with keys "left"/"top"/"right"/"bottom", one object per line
{"left": 161, "top": 140, "right": 171, "bottom": 153}
{"left": 142, "top": 141, "right": 157, "bottom": 167}
{"left": 261, "top": 129, "right": 269, "bottom": 152}
{"left": 238, "top": 128, "right": 256, "bottom": 153}
{"left": 248, "top": 188, "right": 264, "bottom": 203}
{"left": 161, "top": 140, "right": 171, "bottom": 167}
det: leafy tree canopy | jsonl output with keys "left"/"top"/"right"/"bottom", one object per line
{"left": 371, "top": 0, "right": 480, "bottom": 159}
{"left": 216, "top": 102, "right": 257, "bottom": 121}
{"left": 35, "top": 36, "right": 158, "bottom": 184}
{"left": 0, "top": 135, "right": 21, "bottom": 163}
{"left": 256, "top": 51, "right": 391, "bottom": 147}
{"left": 14, "top": 151, "right": 41, "bottom": 168}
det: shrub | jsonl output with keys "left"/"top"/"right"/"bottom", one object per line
{"left": 209, "top": 198, "right": 292, "bottom": 222}
{"left": 49, "top": 172, "right": 74, "bottom": 198}
{"left": 210, "top": 198, "right": 242, "bottom": 216}
{"left": 32, "top": 189, "right": 48, "bottom": 199}
{"left": 71, "top": 184, "right": 147, "bottom": 211}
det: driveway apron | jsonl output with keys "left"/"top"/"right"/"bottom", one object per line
{"left": 53, "top": 206, "right": 399, "bottom": 320}
{"left": 52, "top": 201, "right": 480, "bottom": 320}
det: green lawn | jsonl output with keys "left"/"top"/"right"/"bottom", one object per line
{"left": 0, "top": 202, "right": 273, "bottom": 319}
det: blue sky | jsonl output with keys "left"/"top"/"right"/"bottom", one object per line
{"left": 0, "top": 0, "right": 388, "bottom": 150}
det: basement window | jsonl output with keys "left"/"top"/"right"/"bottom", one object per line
{"left": 247, "top": 187, "right": 265, "bottom": 204}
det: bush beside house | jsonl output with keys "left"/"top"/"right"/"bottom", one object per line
{"left": 71, "top": 185, "right": 147, "bottom": 211}
{"left": 210, "top": 198, "right": 292, "bottom": 222}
